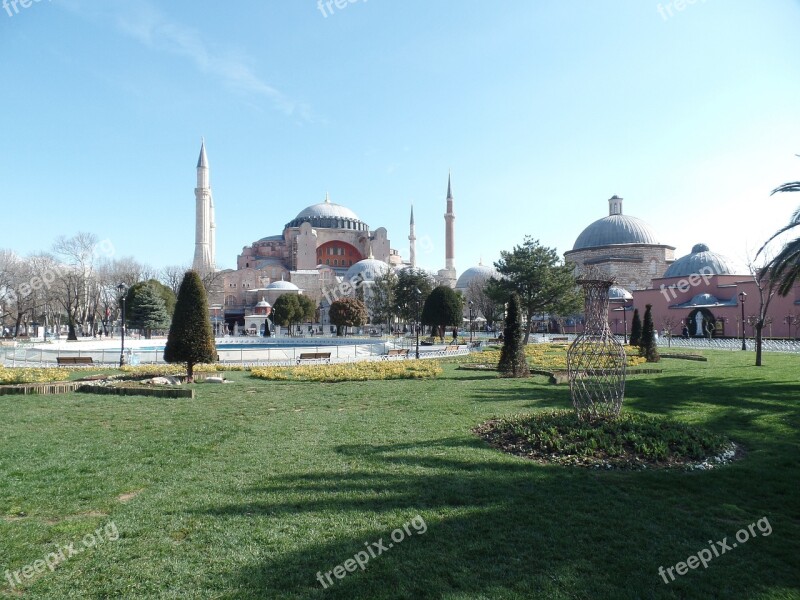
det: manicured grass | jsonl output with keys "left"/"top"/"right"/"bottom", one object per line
{"left": 1, "top": 351, "right": 798, "bottom": 599}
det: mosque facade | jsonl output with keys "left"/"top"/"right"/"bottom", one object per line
{"left": 191, "top": 143, "right": 473, "bottom": 331}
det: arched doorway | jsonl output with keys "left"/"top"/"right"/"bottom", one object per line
{"left": 687, "top": 308, "right": 716, "bottom": 338}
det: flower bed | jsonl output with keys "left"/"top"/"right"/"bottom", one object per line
{"left": 450, "top": 343, "right": 647, "bottom": 370}
{"left": 0, "top": 367, "right": 70, "bottom": 385}
{"left": 251, "top": 360, "right": 442, "bottom": 383}
{"left": 475, "top": 409, "right": 736, "bottom": 470}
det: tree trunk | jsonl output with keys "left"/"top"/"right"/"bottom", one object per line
{"left": 67, "top": 317, "right": 78, "bottom": 341}
{"left": 523, "top": 317, "right": 532, "bottom": 345}
{"left": 755, "top": 322, "right": 763, "bottom": 367}
{"left": 187, "top": 361, "right": 194, "bottom": 383}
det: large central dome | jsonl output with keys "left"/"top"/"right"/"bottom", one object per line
{"left": 285, "top": 194, "right": 368, "bottom": 231}
{"left": 572, "top": 195, "right": 661, "bottom": 250}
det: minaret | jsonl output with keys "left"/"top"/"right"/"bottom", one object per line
{"left": 192, "top": 139, "right": 215, "bottom": 275}
{"left": 408, "top": 202, "right": 417, "bottom": 268}
{"left": 444, "top": 172, "right": 456, "bottom": 274}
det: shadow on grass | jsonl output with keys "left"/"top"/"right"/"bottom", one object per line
{"left": 192, "top": 432, "right": 798, "bottom": 599}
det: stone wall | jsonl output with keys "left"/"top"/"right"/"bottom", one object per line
{"left": 564, "top": 244, "right": 675, "bottom": 291}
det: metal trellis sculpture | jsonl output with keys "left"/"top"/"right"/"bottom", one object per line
{"left": 567, "top": 278, "right": 627, "bottom": 420}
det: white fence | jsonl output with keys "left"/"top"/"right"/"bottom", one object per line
{"left": 1, "top": 342, "right": 470, "bottom": 368}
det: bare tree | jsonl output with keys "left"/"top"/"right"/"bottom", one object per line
{"left": 748, "top": 262, "right": 779, "bottom": 367}
{"left": 160, "top": 264, "right": 191, "bottom": 296}
{"left": 52, "top": 233, "right": 101, "bottom": 340}
{"left": 661, "top": 316, "right": 681, "bottom": 348}
{"left": 466, "top": 275, "right": 502, "bottom": 329}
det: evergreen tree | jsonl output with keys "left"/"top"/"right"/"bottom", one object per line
{"left": 272, "top": 294, "right": 301, "bottom": 334}
{"left": 421, "top": 285, "right": 464, "bottom": 341}
{"left": 392, "top": 268, "right": 435, "bottom": 324}
{"left": 164, "top": 271, "right": 216, "bottom": 382}
{"left": 639, "top": 303, "right": 660, "bottom": 363}
{"left": 127, "top": 282, "right": 170, "bottom": 339}
{"left": 629, "top": 308, "right": 642, "bottom": 347}
{"left": 498, "top": 292, "right": 529, "bottom": 378}
{"left": 329, "top": 298, "right": 367, "bottom": 336}
{"left": 297, "top": 295, "right": 317, "bottom": 324}
{"left": 487, "top": 236, "right": 581, "bottom": 343}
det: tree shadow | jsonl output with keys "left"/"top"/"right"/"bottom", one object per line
{"left": 189, "top": 433, "right": 798, "bottom": 599}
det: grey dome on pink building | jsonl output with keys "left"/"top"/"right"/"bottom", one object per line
{"left": 662, "top": 243, "right": 746, "bottom": 278}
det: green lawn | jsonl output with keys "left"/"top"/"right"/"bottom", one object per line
{"left": 1, "top": 351, "right": 798, "bottom": 599}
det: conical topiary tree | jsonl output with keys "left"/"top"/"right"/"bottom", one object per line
{"left": 498, "top": 292, "right": 529, "bottom": 378}
{"left": 164, "top": 271, "right": 216, "bottom": 382}
{"left": 639, "top": 303, "right": 660, "bottom": 363}
{"left": 629, "top": 308, "right": 642, "bottom": 347}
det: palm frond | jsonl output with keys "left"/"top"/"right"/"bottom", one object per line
{"left": 755, "top": 219, "right": 800, "bottom": 258}
{"left": 771, "top": 181, "right": 800, "bottom": 195}
{"left": 762, "top": 238, "right": 800, "bottom": 296}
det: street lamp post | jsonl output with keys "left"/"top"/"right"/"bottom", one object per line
{"left": 739, "top": 291, "right": 747, "bottom": 351}
{"left": 117, "top": 283, "right": 127, "bottom": 367}
{"left": 622, "top": 304, "right": 628, "bottom": 345}
{"left": 468, "top": 300, "right": 475, "bottom": 344}
{"left": 415, "top": 287, "right": 421, "bottom": 360}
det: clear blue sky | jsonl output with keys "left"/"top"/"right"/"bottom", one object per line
{"left": 2, "top": 0, "right": 799, "bottom": 274}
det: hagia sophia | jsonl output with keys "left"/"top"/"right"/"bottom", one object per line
{"left": 191, "top": 142, "right": 800, "bottom": 338}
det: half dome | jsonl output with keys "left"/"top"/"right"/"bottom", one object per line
{"left": 344, "top": 258, "right": 390, "bottom": 284}
{"left": 266, "top": 280, "right": 300, "bottom": 291}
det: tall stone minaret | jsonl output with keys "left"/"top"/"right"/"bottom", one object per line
{"left": 192, "top": 139, "right": 216, "bottom": 275}
{"left": 445, "top": 173, "right": 455, "bottom": 272}
{"left": 408, "top": 202, "right": 417, "bottom": 268}
{"left": 438, "top": 172, "right": 457, "bottom": 286}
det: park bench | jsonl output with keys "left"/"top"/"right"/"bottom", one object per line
{"left": 297, "top": 352, "right": 331, "bottom": 364}
{"left": 384, "top": 349, "right": 409, "bottom": 359}
{"left": 56, "top": 356, "right": 94, "bottom": 365}
{"left": 444, "top": 345, "right": 461, "bottom": 352}
{"left": 551, "top": 337, "right": 569, "bottom": 342}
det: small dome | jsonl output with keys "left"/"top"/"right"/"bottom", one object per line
{"left": 344, "top": 258, "right": 390, "bottom": 284}
{"left": 255, "top": 297, "right": 271, "bottom": 308}
{"left": 663, "top": 244, "right": 745, "bottom": 278}
{"left": 285, "top": 195, "right": 367, "bottom": 231}
{"left": 266, "top": 280, "right": 300, "bottom": 291}
{"left": 455, "top": 263, "right": 500, "bottom": 290}
{"left": 608, "top": 286, "right": 633, "bottom": 301}
{"left": 689, "top": 293, "right": 719, "bottom": 306}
